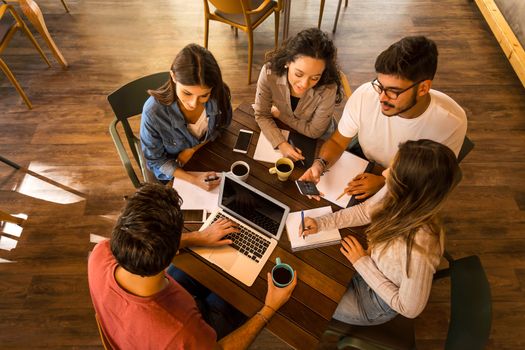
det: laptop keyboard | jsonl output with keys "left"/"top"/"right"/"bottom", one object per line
{"left": 212, "top": 213, "right": 271, "bottom": 263}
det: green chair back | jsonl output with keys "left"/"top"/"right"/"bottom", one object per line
{"left": 107, "top": 72, "right": 169, "bottom": 188}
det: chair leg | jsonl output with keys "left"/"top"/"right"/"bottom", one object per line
{"left": 318, "top": 0, "right": 325, "bottom": 28}
{"left": 18, "top": 0, "right": 69, "bottom": 68}
{"left": 0, "top": 210, "right": 26, "bottom": 226}
{"left": 204, "top": 18, "right": 209, "bottom": 48}
{"left": 60, "top": 0, "right": 70, "bottom": 13}
{"left": 17, "top": 20, "right": 52, "bottom": 68}
{"left": 0, "top": 58, "right": 33, "bottom": 109}
{"left": 247, "top": 30, "right": 253, "bottom": 84}
{"left": 274, "top": 10, "right": 280, "bottom": 48}
{"left": 333, "top": 0, "right": 343, "bottom": 33}
{"left": 345, "top": 0, "right": 348, "bottom": 7}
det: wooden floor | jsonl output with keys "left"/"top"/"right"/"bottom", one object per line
{"left": 1, "top": 0, "right": 524, "bottom": 349}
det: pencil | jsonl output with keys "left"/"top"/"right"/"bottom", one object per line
{"left": 336, "top": 190, "right": 347, "bottom": 201}
{"left": 204, "top": 176, "right": 220, "bottom": 182}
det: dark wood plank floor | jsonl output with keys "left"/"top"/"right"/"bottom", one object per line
{"left": 1, "top": 0, "right": 524, "bottom": 349}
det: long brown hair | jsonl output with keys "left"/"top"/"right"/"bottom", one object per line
{"left": 366, "top": 139, "right": 461, "bottom": 276}
{"left": 148, "top": 43, "right": 231, "bottom": 128}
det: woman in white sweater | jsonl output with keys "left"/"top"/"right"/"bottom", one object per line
{"left": 302, "top": 139, "right": 461, "bottom": 325}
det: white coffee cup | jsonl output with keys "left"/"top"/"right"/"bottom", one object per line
{"left": 230, "top": 161, "right": 250, "bottom": 181}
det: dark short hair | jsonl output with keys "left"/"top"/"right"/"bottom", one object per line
{"left": 375, "top": 36, "right": 438, "bottom": 82}
{"left": 110, "top": 184, "right": 184, "bottom": 276}
{"left": 265, "top": 27, "right": 343, "bottom": 103}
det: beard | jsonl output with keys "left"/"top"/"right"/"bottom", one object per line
{"left": 380, "top": 89, "right": 418, "bottom": 117}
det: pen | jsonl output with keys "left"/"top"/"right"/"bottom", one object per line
{"left": 301, "top": 210, "right": 306, "bottom": 240}
{"left": 204, "top": 176, "right": 220, "bottom": 182}
{"left": 288, "top": 139, "right": 306, "bottom": 167}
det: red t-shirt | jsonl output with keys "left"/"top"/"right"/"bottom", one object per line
{"left": 88, "top": 240, "right": 216, "bottom": 349}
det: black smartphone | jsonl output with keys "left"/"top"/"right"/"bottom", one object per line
{"left": 295, "top": 180, "right": 320, "bottom": 196}
{"left": 233, "top": 129, "right": 253, "bottom": 153}
{"left": 182, "top": 209, "right": 207, "bottom": 223}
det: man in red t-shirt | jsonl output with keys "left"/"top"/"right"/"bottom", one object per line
{"left": 88, "top": 184, "right": 296, "bottom": 349}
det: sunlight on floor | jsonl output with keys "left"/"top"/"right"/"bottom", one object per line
{"left": 13, "top": 163, "right": 86, "bottom": 205}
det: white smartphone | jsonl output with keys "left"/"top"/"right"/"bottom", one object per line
{"left": 233, "top": 129, "right": 253, "bottom": 153}
{"left": 182, "top": 209, "right": 207, "bottom": 223}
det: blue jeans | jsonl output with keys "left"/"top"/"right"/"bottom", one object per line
{"left": 333, "top": 274, "right": 398, "bottom": 326}
{"left": 167, "top": 265, "right": 247, "bottom": 339}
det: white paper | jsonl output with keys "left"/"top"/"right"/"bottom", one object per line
{"left": 317, "top": 151, "right": 369, "bottom": 208}
{"left": 286, "top": 206, "right": 341, "bottom": 251}
{"left": 172, "top": 172, "right": 220, "bottom": 212}
{"left": 253, "top": 129, "right": 290, "bottom": 164}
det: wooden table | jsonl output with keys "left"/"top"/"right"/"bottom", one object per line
{"left": 173, "top": 103, "right": 366, "bottom": 349}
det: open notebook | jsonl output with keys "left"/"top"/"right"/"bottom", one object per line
{"left": 285, "top": 206, "right": 341, "bottom": 252}
{"left": 317, "top": 151, "right": 371, "bottom": 208}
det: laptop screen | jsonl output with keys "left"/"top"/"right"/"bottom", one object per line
{"left": 220, "top": 175, "right": 288, "bottom": 239}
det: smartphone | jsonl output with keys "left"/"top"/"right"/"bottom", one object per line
{"left": 295, "top": 180, "right": 320, "bottom": 196}
{"left": 182, "top": 209, "right": 207, "bottom": 223}
{"left": 233, "top": 129, "right": 253, "bottom": 153}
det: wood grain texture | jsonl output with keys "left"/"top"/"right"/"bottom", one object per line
{"left": 1, "top": 0, "right": 524, "bottom": 349}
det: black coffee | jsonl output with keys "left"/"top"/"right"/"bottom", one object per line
{"left": 273, "top": 267, "right": 292, "bottom": 285}
{"left": 276, "top": 163, "right": 291, "bottom": 172}
{"left": 232, "top": 164, "right": 248, "bottom": 176}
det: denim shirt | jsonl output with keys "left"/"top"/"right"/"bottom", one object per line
{"left": 140, "top": 96, "right": 232, "bottom": 181}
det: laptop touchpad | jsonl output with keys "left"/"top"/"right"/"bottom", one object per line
{"left": 209, "top": 246, "right": 238, "bottom": 270}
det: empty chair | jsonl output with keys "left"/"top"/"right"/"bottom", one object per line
{"left": 318, "top": 0, "right": 348, "bottom": 33}
{"left": 107, "top": 72, "right": 169, "bottom": 188}
{"left": 0, "top": 3, "right": 50, "bottom": 108}
{"left": 203, "top": 0, "right": 282, "bottom": 84}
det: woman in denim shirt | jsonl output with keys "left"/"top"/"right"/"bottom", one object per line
{"left": 140, "top": 44, "right": 232, "bottom": 190}
{"left": 253, "top": 28, "right": 344, "bottom": 161}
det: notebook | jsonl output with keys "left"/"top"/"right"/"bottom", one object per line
{"left": 285, "top": 206, "right": 341, "bottom": 252}
{"left": 253, "top": 129, "right": 316, "bottom": 168}
{"left": 190, "top": 173, "right": 290, "bottom": 286}
{"left": 317, "top": 151, "right": 371, "bottom": 208}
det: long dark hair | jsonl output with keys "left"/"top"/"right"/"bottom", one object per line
{"left": 265, "top": 28, "right": 343, "bottom": 103}
{"left": 366, "top": 139, "right": 461, "bottom": 276}
{"left": 148, "top": 43, "right": 231, "bottom": 128}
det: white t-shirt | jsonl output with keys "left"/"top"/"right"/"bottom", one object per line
{"left": 338, "top": 83, "right": 467, "bottom": 167}
{"left": 187, "top": 109, "right": 208, "bottom": 140}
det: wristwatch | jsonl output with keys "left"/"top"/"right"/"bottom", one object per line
{"left": 314, "top": 157, "right": 329, "bottom": 175}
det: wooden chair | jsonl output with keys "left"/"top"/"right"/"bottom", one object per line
{"left": 0, "top": 3, "right": 50, "bottom": 108}
{"left": 320, "top": 255, "right": 492, "bottom": 350}
{"left": 203, "top": 0, "right": 282, "bottom": 84}
{"left": 318, "top": 0, "right": 348, "bottom": 33}
{"left": 95, "top": 313, "right": 113, "bottom": 350}
{"left": 107, "top": 72, "right": 169, "bottom": 189}
{"left": 339, "top": 70, "right": 352, "bottom": 99}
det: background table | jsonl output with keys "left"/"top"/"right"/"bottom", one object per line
{"left": 173, "top": 103, "right": 367, "bottom": 349}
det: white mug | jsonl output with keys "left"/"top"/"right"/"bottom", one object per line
{"left": 230, "top": 161, "right": 250, "bottom": 181}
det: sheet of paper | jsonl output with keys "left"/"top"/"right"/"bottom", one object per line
{"left": 172, "top": 172, "right": 220, "bottom": 212}
{"left": 286, "top": 206, "right": 341, "bottom": 250}
{"left": 317, "top": 151, "right": 369, "bottom": 208}
{"left": 253, "top": 129, "right": 290, "bottom": 164}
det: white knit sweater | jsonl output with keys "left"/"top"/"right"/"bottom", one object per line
{"left": 315, "top": 186, "right": 444, "bottom": 318}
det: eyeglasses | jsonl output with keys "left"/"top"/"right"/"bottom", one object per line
{"left": 371, "top": 78, "right": 424, "bottom": 100}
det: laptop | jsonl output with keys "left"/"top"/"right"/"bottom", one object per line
{"left": 190, "top": 173, "right": 290, "bottom": 286}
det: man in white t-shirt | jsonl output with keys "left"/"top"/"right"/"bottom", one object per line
{"left": 300, "top": 36, "right": 467, "bottom": 200}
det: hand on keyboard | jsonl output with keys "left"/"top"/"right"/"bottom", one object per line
{"left": 198, "top": 218, "right": 238, "bottom": 247}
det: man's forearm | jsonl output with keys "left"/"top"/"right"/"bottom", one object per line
{"left": 217, "top": 306, "right": 275, "bottom": 350}
{"left": 318, "top": 137, "right": 346, "bottom": 169}
{"left": 179, "top": 231, "right": 201, "bottom": 248}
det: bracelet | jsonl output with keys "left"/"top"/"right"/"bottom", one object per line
{"left": 256, "top": 311, "right": 269, "bottom": 325}
{"left": 314, "top": 158, "right": 328, "bottom": 175}
{"left": 263, "top": 304, "right": 277, "bottom": 313}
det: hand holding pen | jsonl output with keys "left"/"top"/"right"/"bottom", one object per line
{"left": 299, "top": 212, "right": 319, "bottom": 238}
{"left": 195, "top": 171, "right": 220, "bottom": 191}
